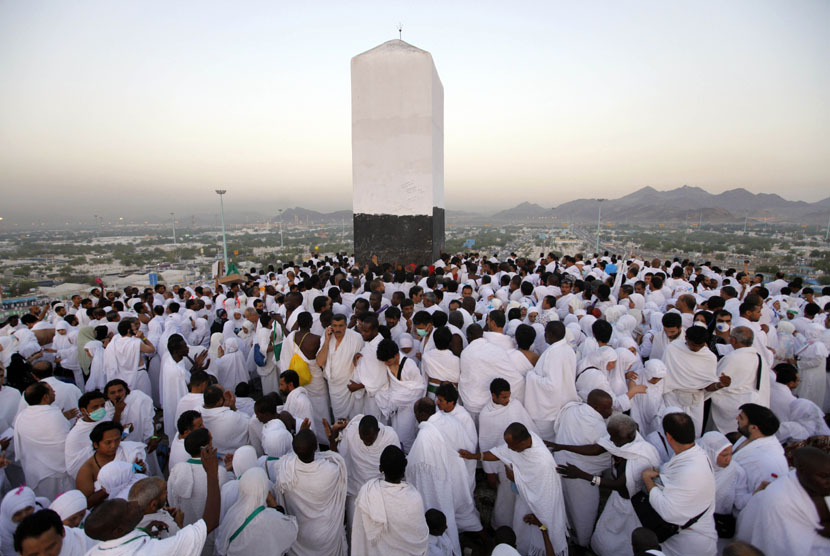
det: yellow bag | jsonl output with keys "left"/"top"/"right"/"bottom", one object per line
{"left": 289, "top": 333, "right": 312, "bottom": 386}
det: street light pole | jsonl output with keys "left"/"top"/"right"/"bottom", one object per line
{"left": 825, "top": 211, "right": 830, "bottom": 242}
{"left": 170, "top": 212, "right": 177, "bottom": 244}
{"left": 595, "top": 199, "right": 604, "bottom": 253}
{"left": 215, "top": 190, "right": 229, "bottom": 272}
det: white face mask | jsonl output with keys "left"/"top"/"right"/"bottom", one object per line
{"left": 716, "top": 322, "right": 730, "bottom": 333}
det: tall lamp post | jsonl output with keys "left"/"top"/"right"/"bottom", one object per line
{"left": 595, "top": 199, "right": 605, "bottom": 253}
{"left": 215, "top": 190, "right": 229, "bottom": 272}
{"left": 171, "top": 212, "right": 177, "bottom": 244}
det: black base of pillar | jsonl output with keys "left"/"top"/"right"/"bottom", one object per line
{"left": 354, "top": 207, "right": 444, "bottom": 268}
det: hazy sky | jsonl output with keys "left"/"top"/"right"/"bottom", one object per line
{"left": 1, "top": 0, "right": 828, "bottom": 223}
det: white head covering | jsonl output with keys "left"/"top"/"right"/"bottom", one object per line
{"left": 579, "top": 315, "right": 597, "bottom": 338}
{"left": 398, "top": 334, "right": 414, "bottom": 349}
{"left": 699, "top": 431, "right": 731, "bottom": 470}
{"left": 215, "top": 467, "right": 271, "bottom": 554}
{"left": 776, "top": 320, "right": 795, "bottom": 335}
{"left": 209, "top": 332, "right": 224, "bottom": 361}
{"left": 788, "top": 399, "right": 830, "bottom": 436}
{"left": 262, "top": 420, "right": 293, "bottom": 459}
{"left": 629, "top": 293, "right": 646, "bottom": 311}
{"left": 604, "top": 305, "right": 625, "bottom": 324}
{"left": 565, "top": 323, "right": 583, "bottom": 349}
{"left": 1, "top": 487, "right": 36, "bottom": 555}
{"left": 95, "top": 461, "right": 144, "bottom": 500}
{"left": 49, "top": 490, "right": 88, "bottom": 522}
{"left": 643, "top": 359, "right": 667, "bottom": 380}
{"left": 232, "top": 445, "right": 259, "bottom": 479}
{"left": 698, "top": 431, "right": 741, "bottom": 513}
{"left": 0, "top": 336, "right": 18, "bottom": 367}
{"left": 223, "top": 339, "right": 240, "bottom": 354}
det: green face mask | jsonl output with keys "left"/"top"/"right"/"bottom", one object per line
{"left": 88, "top": 408, "right": 107, "bottom": 421}
{"left": 415, "top": 328, "right": 428, "bottom": 338}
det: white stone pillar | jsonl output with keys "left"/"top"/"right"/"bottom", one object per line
{"left": 351, "top": 39, "right": 444, "bottom": 267}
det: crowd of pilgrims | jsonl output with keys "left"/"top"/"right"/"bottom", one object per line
{"left": 0, "top": 250, "right": 828, "bottom": 556}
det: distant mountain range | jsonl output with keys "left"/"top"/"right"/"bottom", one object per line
{"left": 547, "top": 185, "right": 830, "bottom": 223}
{"left": 269, "top": 186, "right": 829, "bottom": 225}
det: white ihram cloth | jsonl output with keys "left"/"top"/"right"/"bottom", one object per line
{"left": 84, "top": 340, "right": 107, "bottom": 393}
{"left": 351, "top": 478, "right": 429, "bottom": 556}
{"left": 339, "top": 416, "right": 400, "bottom": 498}
{"left": 447, "top": 404, "right": 478, "bottom": 489}
{"left": 351, "top": 334, "right": 390, "bottom": 418}
{"left": 406, "top": 413, "right": 477, "bottom": 556}
{"left": 421, "top": 348, "right": 461, "bottom": 383}
{"left": 168, "top": 459, "right": 231, "bottom": 526}
{"left": 282, "top": 386, "right": 318, "bottom": 439}
{"left": 13, "top": 404, "right": 73, "bottom": 498}
{"left": 273, "top": 451, "right": 348, "bottom": 556}
{"left": 375, "top": 357, "right": 426, "bottom": 452}
{"left": 104, "top": 334, "right": 151, "bottom": 397}
{"left": 478, "top": 398, "right": 538, "bottom": 529}
{"left": 661, "top": 339, "right": 717, "bottom": 436}
{"left": 707, "top": 347, "right": 764, "bottom": 434}
{"left": 630, "top": 359, "right": 666, "bottom": 437}
{"left": 731, "top": 434, "right": 789, "bottom": 509}
{"left": 161, "top": 354, "right": 190, "bottom": 440}
{"left": 490, "top": 434, "right": 568, "bottom": 556}
{"left": 459, "top": 338, "right": 526, "bottom": 416}
{"left": 338, "top": 414, "right": 400, "bottom": 527}
{"left": 200, "top": 406, "right": 249, "bottom": 454}
{"left": 576, "top": 351, "right": 631, "bottom": 413}
{"left": 736, "top": 469, "right": 830, "bottom": 556}
{"left": 107, "top": 390, "right": 155, "bottom": 443}
{"left": 553, "top": 401, "right": 613, "bottom": 547}
{"left": 591, "top": 432, "right": 661, "bottom": 556}
{"left": 215, "top": 340, "right": 248, "bottom": 391}
{"left": 215, "top": 468, "right": 298, "bottom": 556}
{"left": 320, "top": 329, "right": 363, "bottom": 419}
{"left": 86, "top": 520, "right": 209, "bottom": 556}
{"left": 279, "top": 332, "right": 331, "bottom": 442}
{"left": 788, "top": 398, "right": 830, "bottom": 436}
{"left": 648, "top": 445, "right": 716, "bottom": 556}
{"left": 524, "top": 339, "right": 579, "bottom": 440}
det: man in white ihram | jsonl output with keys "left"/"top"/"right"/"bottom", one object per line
{"left": 351, "top": 445, "right": 429, "bottom": 556}
{"left": 460, "top": 422, "right": 569, "bottom": 556}
{"left": 641, "top": 411, "right": 717, "bottom": 556}
{"left": 273, "top": 429, "right": 348, "bottom": 556}
{"left": 323, "top": 413, "right": 400, "bottom": 529}
{"left": 13, "top": 382, "right": 74, "bottom": 499}
{"left": 524, "top": 321, "right": 579, "bottom": 441}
